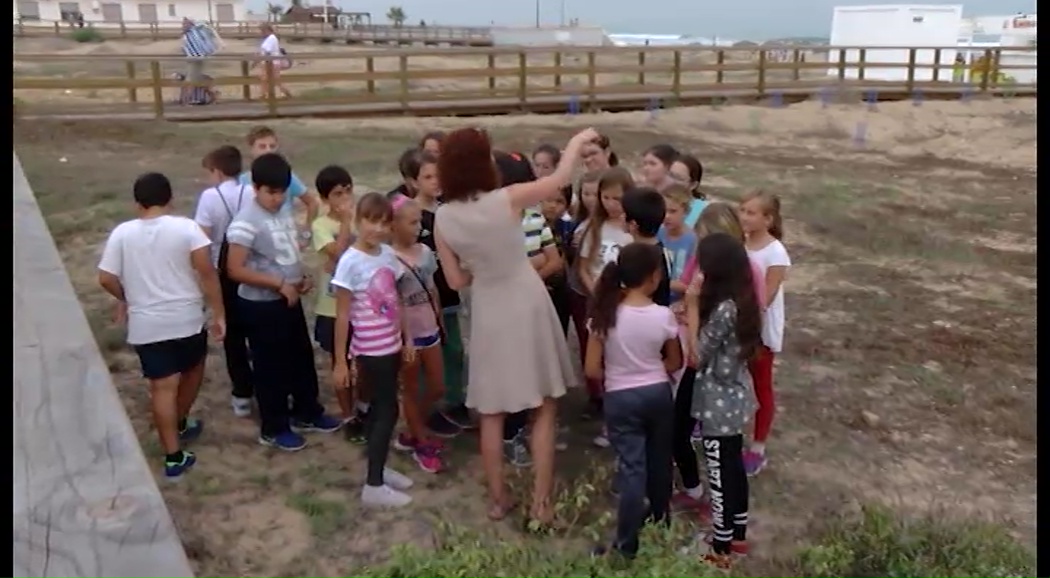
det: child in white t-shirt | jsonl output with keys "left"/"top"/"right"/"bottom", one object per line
{"left": 739, "top": 190, "right": 792, "bottom": 477}
{"left": 193, "top": 145, "right": 254, "bottom": 418}
{"left": 98, "top": 172, "right": 225, "bottom": 481}
{"left": 330, "top": 192, "right": 416, "bottom": 508}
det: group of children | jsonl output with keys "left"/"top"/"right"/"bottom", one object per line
{"left": 96, "top": 124, "right": 791, "bottom": 564}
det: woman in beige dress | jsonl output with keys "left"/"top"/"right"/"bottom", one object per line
{"left": 435, "top": 126, "right": 599, "bottom": 523}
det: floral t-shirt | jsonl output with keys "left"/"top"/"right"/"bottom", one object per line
{"left": 394, "top": 244, "right": 440, "bottom": 340}
{"left": 330, "top": 244, "right": 406, "bottom": 358}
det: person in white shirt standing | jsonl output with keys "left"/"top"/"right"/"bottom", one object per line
{"left": 739, "top": 190, "right": 792, "bottom": 478}
{"left": 98, "top": 172, "right": 226, "bottom": 481}
{"left": 254, "top": 23, "right": 293, "bottom": 100}
{"left": 193, "top": 145, "right": 256, "bottom": 418}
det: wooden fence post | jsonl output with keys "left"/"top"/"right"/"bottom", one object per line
{"left": 932, "top": 47, "right": 942, "bottom": 82}
{"left": 398, "top": 54, "right": 409, "bottom": 114}
{"left": 792, "top": 48, "right": 801, "bottom": 81}
{"left": 264, "top": 60, "right": 277, "bottom": 116}
{"left": 586, "top": 51, "right": 596, "bottom": 111}
{"left": 858, "top": 48, "right": 867, "bottom": 81}
{"left": 125, "top": 61, "right": 137, "bottom": 103}
{"left": 487, "top": 53, "right": 496, "bottom": 91}
{"left": 637, "top": 50, "right": 646, "bottom": 85}
{"left": 149, "top": 60, "right": 164, "bottom": 119}
{"left": 672, "top": 50, "right": 681, "bottom": 100}
{"left": 906, "top": 48, "right": 917, "bottom": 93}
{"left": 837, "top": 48, "right": 847, "bottom": 81}
{"left": 553, "top": 51, "right": 562, "bottom": 89}
{"left": 518, "top": 51, "right": 527, "bottom": 110}
{"left": 240, "top": 60, "right": 251, "bottom": 100}
{"left": 366, "top": 56, "right": 375, "bottom": 95}
{"left": 716, "top": 50, "right": 725, "bottom": 84}
{"left": 756, "top": 49, "right": 767, "bottom": 96}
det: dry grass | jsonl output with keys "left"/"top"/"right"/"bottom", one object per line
{"left": 13, "top": 98, "right": 1036, "bottom": 576}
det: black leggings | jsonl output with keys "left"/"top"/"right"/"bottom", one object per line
{"left": 703, "top": 434, "right": 749, "bottom": 551}
{"left": 220, "top": 274, "right": 254, "bottom": 398}
{"left": 672, "top": 367, "right": 701, "bottom": 490}
{"left": 358, "top": 353, "right": 402, "bottom": 487}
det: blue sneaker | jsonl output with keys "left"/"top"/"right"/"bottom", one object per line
{"left": 259, "top": 431, "right": 307, "bottom": 452}
{"left": 291, "top": 414, "right": 342, "bottom": 434}
{"left": 164, "top": 451, "right": 197, "bottom": 480}
{"left": 179, "top": 418, "right": 204, "bottom": 444}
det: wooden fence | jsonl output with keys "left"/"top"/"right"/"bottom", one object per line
{"left": 14, "top": 19, "right": 494, "bottom": 45}
{"left": 13, "top": 44, "right": 1038, "bottom": 122}
{"left": 13, "top": 152, "right": 194, "bottom": 577}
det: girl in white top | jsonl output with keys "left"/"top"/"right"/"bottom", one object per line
{"left": 576, "top": 165, "right": 634, "bottom": 446}
{"left": 738, "top": 190, "right": 792, "bottom": 477}
{"left": 255, "top": 23, "right": 293, "bottom": 99}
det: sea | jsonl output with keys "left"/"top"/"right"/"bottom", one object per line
{"left": 606, "top": 33, "right": 738, "bottom": 47}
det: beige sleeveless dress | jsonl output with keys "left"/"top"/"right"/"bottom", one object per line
{"left": 435, "top": 188, "right": 576, "bottom": 415}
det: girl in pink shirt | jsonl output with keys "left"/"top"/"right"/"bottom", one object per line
{"left": 583, "top": 242, "right": 683, "bottom": 560}
{"left": 669, "top": 202, "right": 765, "bottom": 515}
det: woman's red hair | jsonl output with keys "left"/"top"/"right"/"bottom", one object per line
{"left": 438, "top": 128, "right": 500, "bottom": 203}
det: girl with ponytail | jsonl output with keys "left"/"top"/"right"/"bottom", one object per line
{"left": 583, "top": 242, "right": 682, "bottom": 559}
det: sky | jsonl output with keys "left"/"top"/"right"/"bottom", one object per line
{"left": 249, "top": 0, "right": 1037, "bottom": 40}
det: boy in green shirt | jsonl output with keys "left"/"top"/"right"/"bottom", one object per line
{"left": 312, "top": 165, "right": 365, "bottom": 442}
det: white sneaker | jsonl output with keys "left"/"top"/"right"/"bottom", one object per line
{"left": 231, "top": 396, "right": 252, "bottom": 418}
{"left": 361, "top": 483, "right": 412, "bottom": 507}
{"left": 382, "top": 467, "right": 414, "bottom": 491}
{"left": 593, "top": 426, "right": 611, "bottom": 448}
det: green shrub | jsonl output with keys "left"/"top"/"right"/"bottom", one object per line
{"left": 362, "top": 521, "right": 719, "bottom": 578}
{"left": 796, "top": 504, "right": 1035, "bottom": 577}
{"left": 69, "top": 27, "right": 104, "bottom": 43}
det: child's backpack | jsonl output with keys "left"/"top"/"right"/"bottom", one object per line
{"left": 215, "top": 185, "right": 247, "bottom": 278}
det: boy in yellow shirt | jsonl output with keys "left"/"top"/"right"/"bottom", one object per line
{"left": 311, "top": 165, "right": 363, "bottom": 442}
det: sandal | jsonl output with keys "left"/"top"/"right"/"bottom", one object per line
{"left": 487, "top": 497, "right": 517, "bottom": 521}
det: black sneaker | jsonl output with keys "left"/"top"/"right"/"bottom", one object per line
{"left": 443, "top": 404, "right": 477, "bottom": 430}
{"left": 343, "top": 417, "right": 367, "bottom": 445}
{"left": 427, "top": 411, "right": 462, "bottom": 438}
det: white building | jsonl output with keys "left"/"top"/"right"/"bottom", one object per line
{"left": 828, "top": 4, "right": 964, "bottom": 82}
{"left": 14, "top": 0, "right": 246, "bottom": 24}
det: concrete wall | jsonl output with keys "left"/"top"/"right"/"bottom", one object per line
{"left": 491, "top": 25, "right": 609, "bottom": 46}
{"left": 15, "top": 0, "right": 247, "bottom": 24}
{"left": 13, "top": 152, "right": 194, "bottom": 578}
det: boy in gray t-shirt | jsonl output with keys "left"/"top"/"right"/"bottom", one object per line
{"left": 225, "top": 153, "right": 340, "bottom": 452}
{"left": 226, "top": 198, "right": 303, "bottom": 302}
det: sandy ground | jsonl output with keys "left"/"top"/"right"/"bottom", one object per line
{"left": 13, "top": 98, "right": 1036, "bottom": 576}
{"left": 15, "top": 37, "right": 825, "bottom": 107}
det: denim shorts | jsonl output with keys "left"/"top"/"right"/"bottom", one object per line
{"left": 413, "top": 331, "right": 441, "bottom": 349}
{"left": 133, "top": 329, "right": 207, "bottom": 380}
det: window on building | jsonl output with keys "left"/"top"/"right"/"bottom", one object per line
{"left": 168, "top": 3, "right": 176, "bottom": 16}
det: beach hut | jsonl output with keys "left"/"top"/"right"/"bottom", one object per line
{"left": 828, "top": 4, "right": 963, "bottom": 81}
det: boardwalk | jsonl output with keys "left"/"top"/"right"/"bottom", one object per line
{"left": 13, "top": 153, "right": 193, "bottom": 578}
{"left": 14, "top": 44, "right": 1037, "bottom": 122}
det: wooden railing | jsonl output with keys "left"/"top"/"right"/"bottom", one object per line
{"left": 13, "top": 45, "right": 1037, "bottom": 121}
{"left": 13, "top": 152, "right": 194, "bottom": 577}
{"left": 13, "top": 18, "right": 494, "bottom": 44}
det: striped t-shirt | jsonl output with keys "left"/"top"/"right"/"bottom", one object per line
{"left": 522, "top": 208, "right": 555, "bottom": 258}
{"left": 183, "top": 24, "right": 216, "bottom": 58}
{"left": 330, "top": 245, "right": 406, "bottom": 358}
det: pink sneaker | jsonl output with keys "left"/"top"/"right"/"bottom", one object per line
{"left": 413, "top": 445, "right": 444, "bottom": 473}
{"left": 393, "top": 433, "right": 418, "bottom": 452}
{"left": 673, "top": 492, "right": 712, "bottom": 524}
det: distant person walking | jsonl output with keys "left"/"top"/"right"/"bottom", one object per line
{"left": 182, "top": 18, "right": 218, "bottom": 95}
{"left": 255, "top": 23, "right": 294, "bottom": 100}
